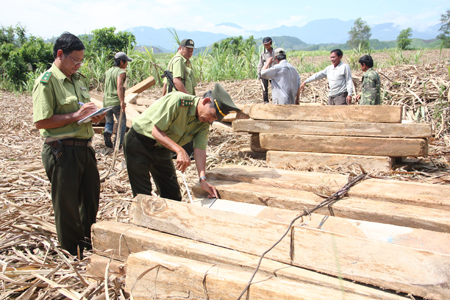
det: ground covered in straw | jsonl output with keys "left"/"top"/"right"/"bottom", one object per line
{"left": 1, "top": 66, "right": 449, "bottom": 298}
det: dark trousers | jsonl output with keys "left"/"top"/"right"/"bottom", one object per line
{"left": 262, "top": 78, "right": 270, "bottom": 103}
{"left": 328, "top": 92, "right": 348, "bottom": 105}
{"left": 42, "top": 143, "right": 100, "bottom": 255}
{"left": 123, "top": 128, "right": 182, "bottom": 201}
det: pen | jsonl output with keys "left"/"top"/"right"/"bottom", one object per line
{"left": 78, "top": 102, "right": 84, "bottom": 105}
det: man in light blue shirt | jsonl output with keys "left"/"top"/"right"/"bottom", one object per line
{"left": 261, "top": 48, "right": 301, "bottom": 105}
{"left": 300, "top": 49, "right": 353, "bottom": 105}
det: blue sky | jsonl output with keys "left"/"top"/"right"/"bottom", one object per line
{"left": 2, "top": 0, "right": 448, "bottom": 39}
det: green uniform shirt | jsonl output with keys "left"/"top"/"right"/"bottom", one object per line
{"left": 33, "top": 63, "right": 94, "bottom": 140}
{"left": 359, "top": 68, "right": 381, "bottom": 105}
{"left": 132, "top": 92, "right": 209, "bottom": 150}
{"left": 103, "top": 66, "right": 126, "bottom": 107}
{"left": 164, "top": 53, "right": 197, "bottom": 95}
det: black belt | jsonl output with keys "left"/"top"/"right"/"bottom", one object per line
{"left": 131, "top": 127, "right": 157, "bottom": 148}
{"left": 46, "top": 138, "right": 92, "bottom": 147}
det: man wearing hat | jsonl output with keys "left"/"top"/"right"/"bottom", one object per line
{"left": 162, "top": 38, "right": 198, "bottom": 157}
{"left": 123, "top": 83, "right": 240, "bottom": 200}
{"left": 261, "top": 48, "right": 301, "bottom": 105}
{"left": 257, "top": 37, "right": 277, "bottom": 104}
{"left": 103, "top": 52, "right": 133, "bottom": 148}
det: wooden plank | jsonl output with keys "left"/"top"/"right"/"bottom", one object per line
{"left": 86, "top": 254, "right": 126, "bottom": 278}
{"left": 135, "top": 98, "right": 157, "bottom": 106}
{"left": 125, "top": 104, "right": 141, "bottom": 128}
{"left": 193, "top": 180, "right": 450, "bottom": 233}
{"left": 267, "top": 151, "right": 394, "bottom": 172}
{"left": 205, "top": 165, "right": 450, "bottom": 210}
{"left": 233, "top": 119, "right": 432, "bottom": 138}
{"left": 92, "top": 221, "right": 404, "bottom": 299}
{"left": 249, "top": 103, "right": 402, "bottom": 123}
{"left": 124, "top": 93, "right": 139, "bottom": 104}
{"left": 125, "top": 76, "right": 155, "bottom": 97}
{"left": 260, "top": 133, "right": 428, "bottom": 156}
{"left": 130, "top": 195, "right": 450, "bottom": 299}
{"left": 250, "top": 133, "right": 267, "bottom": 153}
{"left": 126, "top": 250, "right": 387, "bottom": 300}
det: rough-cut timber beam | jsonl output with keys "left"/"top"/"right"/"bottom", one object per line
{"left": 249, "top": 103, "right": 402, "bottom": 123}
{"left": 233, "top": 119, "right": 432, "bottom": 138}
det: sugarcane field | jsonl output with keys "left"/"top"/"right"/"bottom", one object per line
{"left": 1, "top": 39, "right": 450, "bottom": 300}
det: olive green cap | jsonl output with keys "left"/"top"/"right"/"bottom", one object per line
{"left": 211, "top": 83, "right": 240, "bottom": 122}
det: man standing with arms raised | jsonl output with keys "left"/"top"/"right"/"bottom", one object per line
{"left": 261, "top": 48, "right": 301, "bottom": 105}
{"left": 32, "top": 32, "right": 105, "bottom": 259}
{"left": 300, "top": 49, "right": 353, "bottom": 105}
{"left": 103, "top": 52, "right": 132, "bottom": 149}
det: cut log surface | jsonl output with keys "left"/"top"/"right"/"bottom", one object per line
{"left": 267, "top": 151, "right": 394, "bottom": 172}
{"left": 206, "top": 165, "right": 450, "bottom": 209}
{"left": 192, "top": 180, "right": 450, "bottom": 233}
{"left": 92, "top": 221, "right": 404, "bottom": 299}
{"left": 249, "top": 103, "right": 402, "bottom": 123}
{"left": 130, "top": 195, "right": 450, "bottom": 299}
{"left": 260, "top": 133, "right": 428, "bottom": 156}
{"left": 250, "top": 133, "right": 267, "bottom": 153}
{"left": 233, "top": 119, "right": 432, "bottom": 138}
{"left": 125, "top": 76, "right": 155, "bottom": 97}
{"left": 126, "top": 250, "right": 392, "bottom": 300}
{"left": 87, "top": 254, "right": 126, "bottom": 278}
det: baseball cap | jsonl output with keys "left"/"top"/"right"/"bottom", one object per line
{"left": 262, "top": 37, "right": 272, "bottom": 44}
{"left": 180, "top": 39, "right": 195, "bottom": 48}
{"left": 211, "top": 83, "right": 240, "bottom": 122}
{"left": 114, "top": 52, "right": 133, "bottom": 61}
{"left": 274, "top": 48, "right": 286, "bottom": 56}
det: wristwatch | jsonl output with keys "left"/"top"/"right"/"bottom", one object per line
{"left": 199, "top": 176, "right": 207, "bottom": 183}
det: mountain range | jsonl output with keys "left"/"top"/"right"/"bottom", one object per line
{"left": 126, "top": 18, "right": 442, "bottom": 52}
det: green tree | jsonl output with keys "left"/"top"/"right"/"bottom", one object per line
{"left": 90, "top": 27, "right": 136, "bottom": 57}
{"left": 397, "top": 27, "right": 413, "bottom": 50}
{"left": 437, "top": 9, "right": 450, "bottom": 48}
{"left": 212, "top": 36, "right": 256, "bottom": 56}
{"left": 347, "top": 18, "right": 372, "bottom": 49}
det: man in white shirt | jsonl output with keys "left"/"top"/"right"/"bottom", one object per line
{"left": 260, "top": 48, "right": 301, "bottom": 105}
{"left": 300, "top": 49, "right": 353, "bottom": 105}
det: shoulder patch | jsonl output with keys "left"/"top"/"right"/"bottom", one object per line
{"left": 179, "top": 99, "right": 194, "bottom": 107}
{"left": 40, "top": 71, "right": 52, "bottom": 83}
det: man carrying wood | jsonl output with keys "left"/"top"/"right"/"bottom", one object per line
{"left": 261, "top": 48, "right": 301, "bottom": 105}
{"left": 103, "top": 52, "right": 132, "bottom": 148}
{"left": 355, "top": 55, "right": 381, "bottom": 105}
{"left": 162, "top": 38, "right": 197, "bottom": 157}
{"left": 123, "top": 83, "right": 239, "bottom": 201}
{"left": 32, "top": 32, "right": 106, "bottom": 258}
{"left": 300, "top": 49, "right": 353, "bottom": 105}
{"left": 257, "top": 37, "right": 276, "bottom": 104}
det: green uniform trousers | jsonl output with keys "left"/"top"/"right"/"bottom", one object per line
{"left": 123, "top": 127, "right": 182, "bottom": 201}
{"left": 42, "top": 143, "right": 100, "bottom": 255}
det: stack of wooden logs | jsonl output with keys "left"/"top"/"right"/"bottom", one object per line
{"left": 89, "top": 164, "right": 450, "bottom": 299}
{"left": 233, "top": 104, "right": 432, "bottom": 172}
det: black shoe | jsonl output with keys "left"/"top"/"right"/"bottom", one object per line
{"left": 104, "top": 132, "right": 113, "bottom": 148}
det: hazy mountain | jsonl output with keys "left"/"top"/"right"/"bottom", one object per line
{"left": 127, "top": 19, "right": 441, "bottom": 52}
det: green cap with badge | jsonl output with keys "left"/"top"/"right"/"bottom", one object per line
{"left": 211, "top": 83, "right": 240, "bottom": 122}
{"left": 180, "top": 39, "right": 195, "bottom": 49}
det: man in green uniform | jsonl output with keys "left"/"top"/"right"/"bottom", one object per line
{"left": 123, "top": 83, "right": 239, "bottom": 200}
{"left": 32, "top": 32, "right": 106, "bottom": 258}
{"left": 162, "top": 38, "right": 198, "bottom": 157}
{"left": 355, "top": 55, "right": 381, "bottom": 105}
{"left": 103, "top": 52, "right": 132, "bottom": 148}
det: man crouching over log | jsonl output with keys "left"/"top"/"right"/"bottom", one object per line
{"left": 123, "top": 83, "right": 240, "bottom": 201}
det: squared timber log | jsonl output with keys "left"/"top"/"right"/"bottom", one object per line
{"left": 125, "top": 76, "right": 155, "bottom": 98}
{"left": 259, "top": 133, "right": 428, "bottom": 156}
{"left": 266, "top": 151, "right": 394, "bottom": 172}
{"left": 91, "top": 221, "right": 408, "bottom": 300}
{"left": 205, "top": 165, "right": 450, "bottom": 210}
{"left": 250, "top": 133, "right": 267, "bottom": 153}
{"left": 249, "top": 103, "right": 402, "bottom": 123}
{"left": 233, "top": 119, "right": 432, "bottom": 138}
{"left": 192, "top": 180, "right": 450, "bottom": 233}
{"left": 130, "top": 195, "right": 450, "bottom": 299}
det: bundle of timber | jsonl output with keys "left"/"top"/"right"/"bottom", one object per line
{"left": 233, "top": 104, "right": 432, "bottom": 172}
{"left": 90, "top": 165, "right": 450, "bottom": 299}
